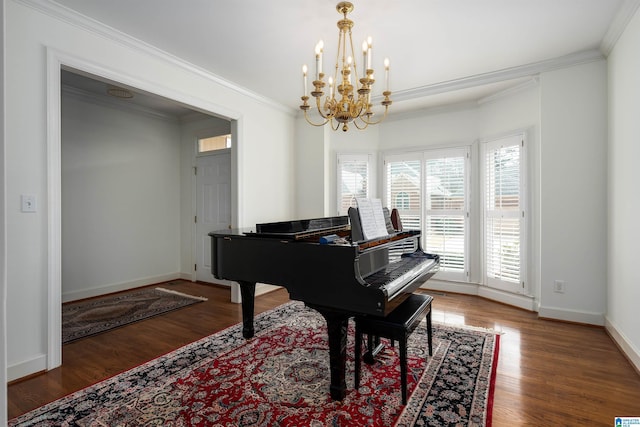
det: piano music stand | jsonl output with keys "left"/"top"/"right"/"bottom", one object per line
{"left": 354, "top": 293, "right": 433, "bottom": 404}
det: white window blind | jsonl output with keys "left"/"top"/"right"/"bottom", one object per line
{"left": 384, "top": 149, "right": 469, "bottom": 282}
{"left": 337, "top": 154, "right": 370, "bottom": 215}
{"left": 385, "top": 158, "right": 421, "bottom": 230}
{"left": 425, "top": 149, "right": 468, "bottom": 278}
{"left": 484, "top": 135, "right": 524, "bottom": 292}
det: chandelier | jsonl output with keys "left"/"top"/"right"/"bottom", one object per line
{"left": 299, "top": 2, "right": 392, "bottom": 132}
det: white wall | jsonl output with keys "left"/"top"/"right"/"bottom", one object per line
{"left": 538, "top": 60, "right": 608, "bottom": 325}
{"left": 607, "top": 8, "right": 640, "bottom": 370}
{"left": 379, "top": 107, "right": 479, "bottom": 152}
{"left": 294, "top": 117, "right": 328, "bottom": 218}
{"left": 61, "top": 93, "right": 182, "bottom": 301}
{"left": 239, "top": 112, "right": 296, "bottom": 226}
{"left": 478, "top": 82, "right": 540, "bottom": 137}
{"left": 5, "top": 0, "right": 295, "bottom": 380}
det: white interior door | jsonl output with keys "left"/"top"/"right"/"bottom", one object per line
{"left": 195, "top": 151, "right": 231, "bottom": 282}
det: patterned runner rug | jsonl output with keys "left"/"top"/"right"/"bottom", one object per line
{"left": 12, "top": 300, "right": 499, "bottom": 426}
{"left": 62, "top": 283, "right": 207, "bottom": 343}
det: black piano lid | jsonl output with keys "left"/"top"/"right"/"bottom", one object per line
{"left": 243, "top": 215, "right": 350, "bottom": 240}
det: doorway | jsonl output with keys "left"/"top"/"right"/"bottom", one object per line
{"left": 60, "top": 69, "right": 231, "bottom": 300}
{"left": 49, "top": 55, "right": 240, "bottom": 371}
{"left": 195, "top": 149, "right": 232, "bottom": 282}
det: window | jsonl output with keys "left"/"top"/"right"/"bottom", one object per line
{"left": 424, "top": 149, "right": 469, "bottom": 279}
{"left": 483, "top": 134, "right": 525, "bottom": 293}
{"left": 198, "top": 134, "right": 231, "bottom": 153}
{"left": 385, "top": 156, "right": 422, "bottom": 230}
{"left": 377, "top": 135, "right": 527, "bottom": 293}
{"left": 384, "top": 149, "right": 469, "bottom": 281}
{"left": 337, "top": 154, "right": 371, "bottom": 215}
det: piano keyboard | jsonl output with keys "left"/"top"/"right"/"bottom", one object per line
{"left": 364, "top": 255, "right": 438, "bottom": 299}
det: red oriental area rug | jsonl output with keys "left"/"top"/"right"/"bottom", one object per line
{"left": 9, "top": 301, "right": 499, "bottom": 427}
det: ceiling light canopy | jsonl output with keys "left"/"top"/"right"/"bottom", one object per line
{"left": 299, "top": 2, "right": 391, "bottom": 132}
{"left": 107, "top": 85, "right": 134, "bottom": 99}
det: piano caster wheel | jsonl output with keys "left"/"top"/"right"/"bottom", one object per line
{"left": 362, "top": 338, "right": 385, "bottom": 365}
{"left": 363, "top": 351, "right": 375, "bottom": 365}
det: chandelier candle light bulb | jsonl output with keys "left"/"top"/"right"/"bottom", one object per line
{"left": 298, "top": 2, "right": 392, "bottom": 131}
{"left": 384, "top": 58, "right": 390, "bottom": 92}
{"left": 362, "top": 41, "right": 368, "bottom": 76}
{"left": 315, "top": 40, "right": 324, "bottom": 80}
{"left": 302, "top": 65, "right": 308, "bottom": 96}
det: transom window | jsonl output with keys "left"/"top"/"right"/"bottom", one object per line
{"left": 198, "top": 134, "right": 231, "bottom": 153}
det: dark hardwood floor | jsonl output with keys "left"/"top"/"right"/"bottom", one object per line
{"left": 8, "top": 281, "right": 640, "bottom": 425}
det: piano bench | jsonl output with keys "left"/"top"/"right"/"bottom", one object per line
{"left": 354, "top": 293, "right": 433, "bottom": 405}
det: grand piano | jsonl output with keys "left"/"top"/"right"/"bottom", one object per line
{"left": 209, "top": 207, "right": 439, "bottom": 400}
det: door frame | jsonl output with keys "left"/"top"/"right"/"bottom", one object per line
{"left": 46, "top": 48, "right": 241, "bottom": 371}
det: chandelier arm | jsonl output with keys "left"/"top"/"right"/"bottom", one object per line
{"left": 352, "top": 119, "right": 369, "bottom": 130}
{"left": 315, "top": 96, "right": 331, "bottom": 120}
{"left": 356, "top": 106, "right": 389, "bottom": 125}
{"left": 303, "top": 109, "right": 331, "bottom": 127}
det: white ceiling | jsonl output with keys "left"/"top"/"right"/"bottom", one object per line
{"left": 53, "top": 0, "right": 634, "bottom": 116}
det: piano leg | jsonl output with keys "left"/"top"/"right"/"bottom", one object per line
{"left": 308, "top": 304, "right": 350, "bottom": 401}
{"left": 237, "top": 281, "right": 256, "bottom": 339}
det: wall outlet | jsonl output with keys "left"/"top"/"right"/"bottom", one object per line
{"left": 21, "top": 194, "right": 37, "bottom": 213}
{"left": 553, "top": 280, "right": 565, "bottom": 293}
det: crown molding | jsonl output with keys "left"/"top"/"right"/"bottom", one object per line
{"left": 600, "top": 0, "right": 640, "bottom": 56}
{"left": 386, "top": 77, "right": 540, "bottom": 123}
{"left": 477, "top": 77, "right": 539, "bottom": 105}
{"left": 14, "top": 0, "right": 296, "bottom": 116}
{"left": 384, "top": 100, "right": 479, "bottom": 123}
{"left": 380, "top": 49, "right": 604, "bottom": 104}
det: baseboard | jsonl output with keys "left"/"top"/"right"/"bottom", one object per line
{"left": 421, "top": 279, "right": 479, "bottom": 295}
{"left": 256, "top": 284, "right": 281, "bottom": 296}
{"left": 7, "top": 353, "right": 47, "bottom": 383}
{"left": 477, "top": 287, "right": 537, "bottom": 311}
{"left": 230, "top": 283, "right": 281, "bottom": 303}
{"left": 538, "top": 306, "right": 605, "bottom": 326}
{"left": 604, "top": 316, "right": 640, "bottom": 374}
{"left": 61, "top": 273, "right": 182, "bottom": 302}
{"left": 421, "top": 280, "right": 536, "bottom": 311}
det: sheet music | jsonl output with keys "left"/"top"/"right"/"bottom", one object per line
{"left": 356, "top": 198, "right": 389, "bottom": 239}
